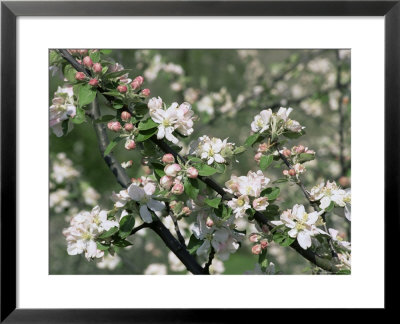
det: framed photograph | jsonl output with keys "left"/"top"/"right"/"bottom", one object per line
{"left": 1, "top": 0, "right": 397, "bottom": 321}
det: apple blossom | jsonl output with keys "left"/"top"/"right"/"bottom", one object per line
{"left": 160, "top": 175, "right": 174, "bottom": 190}
{"left": 75, "top": 71, "right": 86, "bottom": 81}
{"left": 182, "top": 206, "right": 191, "bottom": 216}
{"left": 249, "top": 233, "right": 259, "bottom": 243}
{"left": 141, "top": 88, "right": 151, "bottom": 96}
{"left": 164, "top": 163, "right": 181, "bottom": 177}
{"left": 82, "top": 56, "right": 93, "bottom": 67}
{"left": 254, "top": 152, "right": 262, "bottom": 163}
{"left": 88, "top": 78, "right": 98, "bottom": 87}
{"left": 148, "top": 96, "right": 163, "bottom": 112}
{"left": 117, "top": 85, "right": 128, "bottom": 93}
{"left": 194, "top": 135, "right": 234, "bottom": 165}
{"left": 92, "top": 62, "right": 102, "bottom": 73}
{"left": 252, "top": 244, "right": 262, "bottom": 255}
{"left": 107, "top": 121, "right": 122, "bottom": 132}
{"left": 128, "top": 184, "right": 165, "bottom": 223}
{"left": 162, "top": 153, "right": 175, "bottom": 164}
{"left": 252, "top": 197, "right": 269, "bottom": 211}
{"left": 171, "top": 182, "right": 184, "bottom": 195}
{"left": 121, "top": 111, "right": 131, "bottom": 122}
{"left": 124, "top": 123, "right": 134, "bottom": 131}
{"left": 227, "top": 195, "right": 251, "bottom": 218}
{"left": 328, "top": 228, "right": 351, "bottom": 250}
{"left": 224, "top": 170, "right": 270, "bottom": 198}
{"left": 186, "top": 167, "right": 198, "bottom": 179}
{"left": 251, "top": 109, "right": 272, "bottom": 133}
{"left": 131, "top": 76, "right": 144, "bottom": 90}
{"left": 121, "top": 160, "right": 133, "bottom": 169}
{"left": 288, "top": 169, "right": 296, "bottom": 176}
{"left": 49, "top": 86, "right": 76, "bottom": 137}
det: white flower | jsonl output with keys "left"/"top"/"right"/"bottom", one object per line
{"left": 63, "top": 206, "right": 119, "bottom": 261}
{"left": 148, "top": 96, "right": 163, "bottom": 112}
{"left": 96, "top": 254, "right": 121, "bottom": 270}
{"left": 175, "top": 102, "right": 195, "bottom": 136}
{"left": 208, "top": 258, "right": 225, "bottom": 275}
{"left": 50, "top": 153, "right": 80, "bottom": 184}
{"left": 276, "top": 107, "right": 293, "bottom": 122}
{"left": 50, "top": 189, "right": 70, "bottom": 213}
{"left": 195, "top": 135, "right": 226, "bottom": 165}
{"left": 225, "top": 170, "right": 270, "bottom": 198}
{"left": 49, "top": 86, "right": 76, "bottom": 137}
{"left": 144, "top": 263, "right": 167, "bottom": 275}
{"left": 328, "top": 228, "right": 351, "bottom": 250}
{"left": 227, "top": 195, "right": 251, "bottom": 218}
{"left": 285, "top": 119, "right": 303, "bottom": 132}
{"left": 197, "top": 96, "right": 214, "bottom": 115}
{"left": 82, "top": 186, "right": 100, "bottom": 206}
{"left": 251, "top": 109, "right": 272, "bottom": 133}
{"left": 128, "top": 185, "right": 165, "bottom": 223}
{"left": 311, "top": 181, "right": 351, "bottom": 215}
{"left": 271, "top": 204, "right": 326, "bottom": 250}
{"left": 111, "top": 189, "right": 131, "bottom": 208}
{"left": 252, "top": 197, "right": 269, "bottom": 211}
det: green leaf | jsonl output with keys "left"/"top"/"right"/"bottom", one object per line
{"left": 215, "top": 163, "right": 226, "bottom": 174}
{"left": 272, "top": 178, "right": 288, "bottom": 184}
{"left": 89, "top": 51, "right": 100, "bottom": 63}
{"left": 132, "top": 102, "right": 149, "bottom": 116}
{"left": 187, "top": 235, "right": 204, "bottom": 255}
{"left": 104, "top": 69, "right": 131, "bottom": 79}
{"left": 113, "top": 103, "right": 124, "bottom": 109}
{"left": 100, "top": 49, "right": 112, "bottom": 55}
{"left": 96, "top": 242, "right": 110, "bottom": 251}
{"left": 264, "top": 204, "right": 280, "bottom": 218}
{"left": 283, "top": 130, "right": 305, "bottom": 139}
{"left": 260, "top": 155, "right": 273, "bottom": 171}
{"left": 78, "top": 84, "right": 97, "bottom": 107}
{"left": 71, "top": 107, "right": 86, "bottom": 124}
{"left": 184, "top": 178, "right": 200, "bottom": 200}
{"left": 151, "top": 162, "right": 166, "bottom": 178}
{"left": 233, "top": 146, "right": 246, "bottom": 155}
{"left": 118, "top": 214, "right": 136, "bottom": 239}
{"left": 63, "top": 64, "right": 77, "bottom": 83}
{"left": 324, "top": 201, "right": 335, "bottom": 212}
{"left": 261, "top": 187, "right": 280, "bottom": 201}
{"left": 138, "top": 118, "right": 158, "bottom": 131}
{"left": 258, "top": 249, "right": 267, "bottom": 268}
{"left": 204, "top": 197, "right": 221, "bottom": 209}
{"left": 336, "top": 269, "right": 351, "bottom": 275}
{"left": 98, "top": 226, "right": 119, "bottom": 239}
{"left": 298, "top": 153, "right": 315, "bottom": 164}
{"left": 135, "top": 128, "right": 158, "bottom": 142}
{"left": 95, "top": 115, "right": 115, "bottom": 123}
{"left": 197, "top": 164, "right": 218, "bottom": 176}
{"left": 104, "top": 136, "right": 122, "bottom": 156}
{"left": 273, "top": 231, "right": 295, "bottom": 247}
{"left": 244, "top": 133, "right": 260, "bottom": 147}
{"left": 113, "top": 238, "right": 133, "bottom": 248}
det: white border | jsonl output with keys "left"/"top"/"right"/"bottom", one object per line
{"left": 18, "top": 17, "right": 384, "bottom": 308}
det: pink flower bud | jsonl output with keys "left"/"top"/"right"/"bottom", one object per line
{"left": 182, "top": 206, "right": 191, "bottom": 216}
{"left": 169, "top": 200, "right": 178, "bottom": 210}
{"left": 107, "top": 121, "right": 122, "bottom": 132}
{"left": 83, "top": 56, "right": 93, "bottom": 67}
{"left": 117, "top": 85, "right": 127, "bottom": 93}
{"left": 124, "top": 139, "right": 136, "bottom": 150}
{"left": 88, "top": 78, "right": 98, "bottom": 87}
{"left": 249, "top": 234, "right": 259, "bottom": 243}
{"left": 92, "top": 63, "right": 102, "bottom": 73}
{"left": 164, "top": 163, "right": 181, "bottom": 177}
{"left": 206, "top": 218, "right": 214, "bottom": 227}
{"left": 288, "top": 169, "right": 296, "bottom": 176}
{"left": 254, "top": 152, "right": 262, "bottom": 163}
{"left": 78, "top": 49, "right": 88, "bottom": 55}
{"left": 121, "top": 111, "right": 131, "bottom": 122}
{"left": 295, "top": 145, "right": 305, "bottom": 154}
{"left": 186, "top": 167, "right": 198, "bottom": 179}
{"left": 306, "top": 149, "right": 315, "bottom": 154}
{"left": 141, "top": 88, "right": 150, "bottom": 96}
{"left": 162, "top": 153, "right": 175, "bottom": 164}
{"left": 160, "top": 175, "right": 173, "bottom": 190}
{"left": 171, "top": 182, "right": 184, "bottom": 195}
{"left": 75, "top": 72, "right": 86, "bottom": 81}
{"left": 124, "top": 123, "right": 134, "bottom": 131}
{"left": 258, "top": 143, "right": 268, "bottom": 153}
{"left": 252, "top": 244, "right": 262, "bottom": 255}
{"left": 283, "top": 170, "right": 289, "bottom": 176}
{"left": 260, "top": 239, "right": 269, "bottom": 249}
{"left": 130, "top": 76, "right": 144, "bottom": 90}
{"left": 282, "top": 149, "right": 291, "bottom": 157}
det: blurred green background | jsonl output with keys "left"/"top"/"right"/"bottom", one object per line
{"left": 50, "top": 49, "right": 351, "bottom": 275}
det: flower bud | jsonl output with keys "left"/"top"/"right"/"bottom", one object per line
{"left": 92, "top": 63, "right": 102, "bottom": 73}
{"left": 282, "top": 149, "right": 291, "bottom": 157}
{"left": 295, "top": 145, "right": 305, "bottom": 154}
{"left": 342, "top": 96, "right": 349, "bottom": 105}
{"left": 141, "top": 88, "right": 150, "bottom": 96}
{"left": 169, "top": 200, "right": 178, "bottom": 210}
{"left": 124, "top": 139, "right": 136, "bottom": 150}
{"left": 78, "top": 49, "right": 88, "bottom": 55}
{"left": 162, "top": 153, "right": 175, "bottom": 164}
{"left": 75, "top": 72, "right": 86, "bottom": 81}
{"left": 260, "top": 239, "right": 268, "bottom": 249}
{"left": 288, "top": 169, "right": 296, "bottom": 176}
{"left": 131, "top": 76, "right": 144, "bottom": 90}
{"left": 88, "top": 78, "right": 98, "bottom": 87}
{"left": 83, "top": 56, "right": 93, "bottom": 67}
{"left": 182, "top": 206, "right": 191, "bottom": 216}
{"left": 186, "top": 167, "right": 198, "bottom": 179}
{"left": 251, "top": 244, "right": 262, "bottom": 255}
{"left": 164, "top": 163, "right": 181, "bottom": 177}
{"left": 171, "top": 182, "right": 184, "bottom": 195}
{"left": 254, "top": 152, "right": 262, "bottom": 163}
{"left": 258, "top": 143, "right": 268, "bottom": 153}
{"left": 283, "top": 170, "right": 289, "bottom": 176}
{"left": 107, "top": 121, "right": 122, "bottom": 132}
{"left": 117, "top": 85, "right": 128, "bottom": 93}
{"left": 160, "top": 175, "right": 173, "bottom": 190}
{"left": 249, "top": 234, "right": 259, "bottom": 243}
{"left": 206, "top": 217, "right": 214, "bottom": 227}
{"left": 124, "top": 123, "right": 134, "bottom": 132}
{"left": 121, "top": 111, "right": 131, "bottom": 122}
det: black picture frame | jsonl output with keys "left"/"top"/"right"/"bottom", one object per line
{"left": 1, "top": 0, "right": 397, "bottom": 321}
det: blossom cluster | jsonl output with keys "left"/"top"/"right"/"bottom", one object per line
{"left": 310, "top": 181, "right": 351, "bottom": 220}
{"left": 148, "top": 97, "right": 195, "bottom": 144}
{"left": 251, "top": 107, "right": 304, "bottom": 137}
{"left": 194, "top": 135, "right": 235, "bottom": 165}
{"left": 49, "top": 86, "right": 76, "bottom": 137}
{"left": 280, "top": 145, "right": 316, "bottom": 177}
{"left": 271, "top": 204, "right": 326, "bottom": 250}
{"left": 224, "top": 170, "right": 270, "bottom": 218}
{"left": 192, "top": 211, "right": 245, "bottom": 261}
{"left": 63, "top": 206, "right": 119, "bottom": 260}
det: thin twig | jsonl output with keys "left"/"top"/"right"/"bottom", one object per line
{"left": 203, "top": 247, "right": 215, "bottom": 274}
